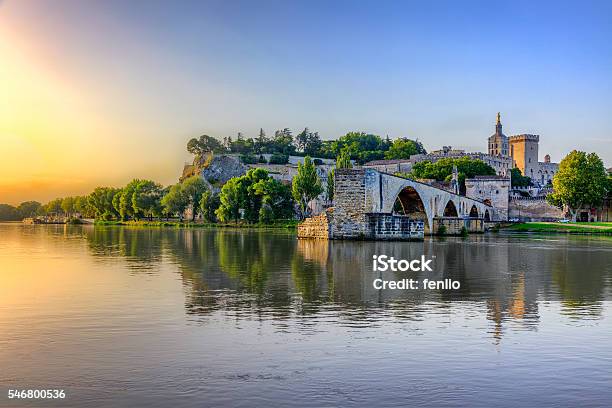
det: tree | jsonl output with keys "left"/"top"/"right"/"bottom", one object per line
{"left": 215, "top": 177, "right": 244, "bottom": 223}
{"left": 326, "top": 169, "right": 335, "bottom": 202}
{"left": 132, "top": 180, "right": 163, "bottom": 220}
{"left": 269, "top": 153, "right": 289, "bottom": 164}
{"left": 295, "top": 128, "right": 323, "bottom": 156}
{"left": 322, "top": 132, "right": 386, "bottom": 163}
{"left": 292, "top": 156, "right": 323, "bottom": 218}
{"left": 546, "top": 151, "right": 608, "bottom": 220}
{"left": 74, "top": 196, "right": 92, "bottom": 217}
{"left": 199, "top": 191, "right": 220, "bottom": 223}
{"left": 61, "top": 196, "right": 75, "bottom": 216}
{"left": 408, "top": 157, "right": 496, "bottom": 195}
{"left": 16, "top": 201, "right": 41, "bottom": 219}
{"left": 181, "top": 175, "right": 209, "bottom": 221}
{"left": 187, "top": 135, "right": 225, "bottom": 163}
{"left": 216, "top": 168, "right": 294, "bottom": 223}
{"left": 254, "top": 128, "right": 269, "bottom": 154}
{"left": 87, "top": 187, "right": 121, "bottom": 220}
{"left": 510, "top": 168, "right": 532, "bottom": 187}
{"left": 336, "top": 151, "right": 352, "bottom": 169}
{"left": 161, "top": 183, "right": 189, "bottom": 220}
{"left": 272, "top": 128, "right": 295, "bottom": 155}
{"left": 0, "top": 204, "right": 19, "bottom": 221}
{"left": 118, "top": 180, "right": 140, "bottom": 220}
{"left": 384, "top": 138, "right": 426, "bottom": 159}
{"left": 251, "top": 174, "right": 294, "bottom": 221}
{"left": 43, "top": 198, "right": 63, "bottom": 216}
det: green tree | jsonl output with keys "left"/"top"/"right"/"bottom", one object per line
{"left": 271, "top": 128, "right": 296, "bottom": 155}
{"left": 187, "top": 135, "right": 226, "bottom": 162}
{"left": 74, "top": 196, "right": 92, "bottom": 217}
{"left": 0, "top": 204, "right": 20, "bottom": 221}
{"left": 87, "top": 187, "right": 121, "bottom": 220}
{"left": 43, "top": 198, "right": 63, "bottom": 216}
{"left": 326, "top": 169, "right": 335, "bottom": 202}
{"left": 181, "top": 175, "right": 209, "bottom": 221}
{"left": 16, "top": 201, "right": 41, "bottom": 219}
{"left": 546, "top": 151, "right": 608, "bottom": 220}
{"left": 216, "top": 168, "right": 294, "bottom": 223}
{"left": 61, "top": 196, "right": 75, "bottom": 216}
{"left": 252, "top": 174, "right": 294, "bottom": 221}
{"left": 132, "top": 180, "right": 164, "bottom": 220}
{"left": 292, "top": 156, "right": 323, "bottom": 218}
{"left": 215, "top": 177, "right": 245, "bottom": 222}
{"left": 161, "top": 183, "right": 190, "bottom": 221}
{"left": 322, "top": 132, "right": 386, "bottom": 163}
{"left": 295, "top": 128, "right": 323, "bottom": 156}
{"left": 384, "top": 138, "right": 426, "bottom": 159}
{"left": 509, "top": 167, "right": 532, "bottom": 187}
{"left": 408, "top": 157, "right": 496, "bottom": 193}
{"left": 254, "top": 128, "right": 269, "bottom": 154}
{"left": 118, "top": 180, "right": 141, "bottom": 220}
{"left": 336, "top": 151, "right": 352, "bottom": 169}
{"left": 199, "top": 191, "right": 220, "bottom": 222}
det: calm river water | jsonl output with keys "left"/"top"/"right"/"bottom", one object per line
{"left": 1, "top": 223, "right": 611, "bottom": 407}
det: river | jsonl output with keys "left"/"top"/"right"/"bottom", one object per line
{"left": 1, "top": 223, "right": 611, "bottom": 407}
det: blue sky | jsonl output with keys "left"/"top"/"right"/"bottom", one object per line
{"left": 1, "top": 0, "right": 611, "bottom": 202}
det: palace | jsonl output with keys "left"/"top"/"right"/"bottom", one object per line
{"left": 488, "top": 113, "right": 559, "bottom": 186}
{"left": 365, "top": 113, "right": 558, "bottom": 187}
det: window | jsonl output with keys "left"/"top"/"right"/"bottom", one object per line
{"left": 496, "top": 190, "right": 499, "bottom": 194}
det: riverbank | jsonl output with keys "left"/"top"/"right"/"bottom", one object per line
{"left": 94, "top": 219, "right": 299, "bottom": 230}
{"left": 504, "top": 222, "right": 612, "bottom": 234}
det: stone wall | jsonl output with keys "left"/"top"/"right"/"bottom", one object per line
{"left": 367, "top": 214, "right": 424, "bottom": 240}
{"left": 330, "top": 169, "right": 369, "bottom": 239}
{"left": 508, "top": 197, "right": 565, "bottom": 221}
{"left": 297, "top": 210, "right": 332, "bottom": 239}
{"left": 465, "top": 176, "right": 510, "bottom": 221}
{"left": 433, "top": 217, "right": 484, "bottom": 234}
{"left": 298, "top": 210, "right": 424, "bottom": 240}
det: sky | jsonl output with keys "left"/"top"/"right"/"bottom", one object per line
{"left": 1, "top": 0, "right": 611, "bottom": 204}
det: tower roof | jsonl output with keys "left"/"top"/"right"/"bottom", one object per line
{"left": 490, "top": 112, "right": 506, "bottom": 140}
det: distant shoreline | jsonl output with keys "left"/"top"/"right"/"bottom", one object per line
{"left": 502, "top": 222, "right": 612, "bottom": 235}
{"left": 93, "top": 219, "right": 299, "bottom": 230}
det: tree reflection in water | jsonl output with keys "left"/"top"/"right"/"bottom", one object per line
{"left": 81, "top": 226, "right": 612, "bottom": 342}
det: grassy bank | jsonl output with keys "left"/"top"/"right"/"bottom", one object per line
{"left": 94, "top": 219, "right": 299, "bottom": 230}
{"left": 504, "top": 222, "right": 612, "bottom": 234}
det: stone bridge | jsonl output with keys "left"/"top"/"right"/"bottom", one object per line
{"left": 299, "top": 168, "right": 497, "bottom": 240}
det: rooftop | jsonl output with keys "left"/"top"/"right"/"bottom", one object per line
{"left": 468, "top": 175, "right": 510, "bottom": 180}
{"left": 364, "top": 159, "right": 413, "bottom": 166}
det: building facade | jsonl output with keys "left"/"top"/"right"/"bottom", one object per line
{"left": 465, "top": 175, "right": 511, "bottom": 221}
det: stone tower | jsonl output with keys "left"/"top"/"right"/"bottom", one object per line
{"left": 488, "top": 113, "right": 509, "bottom": 156}
{"left": 450, "top": 165, "right": 459, "bottom": 195}
{"left": 509, "top": 134, "right": 539, "bottom": 180}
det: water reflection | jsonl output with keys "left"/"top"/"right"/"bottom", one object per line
{"left": 79, "top": 227, "right": 612, "bottom": 341}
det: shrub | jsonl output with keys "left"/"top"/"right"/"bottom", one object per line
{"left": 240, "top": 154, "right": 258, "bottom": 164}
{"left": 460, "top": 226, "right": 469, "bottom": 237}
{"left": 269, "top": 153, "right": 289, "bottom": 165}
{"left": 437, "top": 225, "right": 447, "bottom": 236}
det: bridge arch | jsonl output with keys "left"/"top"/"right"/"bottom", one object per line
{"left": 392, "top": 185, "right": 431, "bottom": 232}
{"left": 469, "top": 205, "right": 479, "bottom": 218}
{"left": 443, "top": 200, "right": 459, "bottom": 217}
{"left": 484, "top": 209, "right": 491, "bottom": 221}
